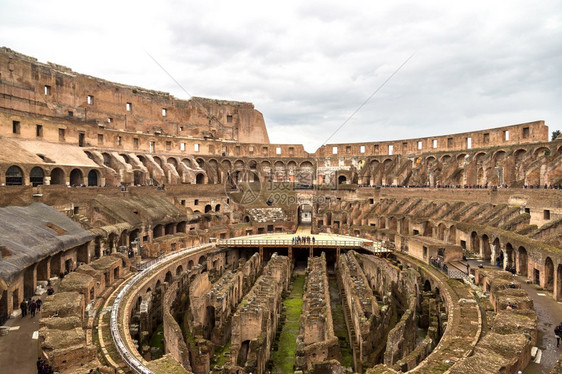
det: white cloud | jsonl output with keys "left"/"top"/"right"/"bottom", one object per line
{"left": 0, "top": 0, "right": 560, "bottom": 152}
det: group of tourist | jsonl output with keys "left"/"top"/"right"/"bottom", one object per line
{"left": 292, "top": 236, "right": 315, "bottom": 244}
{"left": 20, "top": 298, "right": 42, "bottom": 317}
{"left": 358, "top": 183, "right": 562, "bottom": 189}
{"left": 429, "top": 256, "right": 448, "bottom": 274}
{"left": 36, "top": 357, "right": 54, "bottom": 374}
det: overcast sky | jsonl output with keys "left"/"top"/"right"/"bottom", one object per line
{"left": 1, "top": 0, "right": 561, "bottom": 152}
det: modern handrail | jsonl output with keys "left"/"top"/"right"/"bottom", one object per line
{"left": 110, "top": 243, "right": 213, "bottom": 374}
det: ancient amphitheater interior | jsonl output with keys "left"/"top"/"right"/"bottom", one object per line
{"left": 0, "top": 47, "right": 561, "bottom": 374}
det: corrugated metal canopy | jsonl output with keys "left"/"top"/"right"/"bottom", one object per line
{"left": 0, "top": 203, "right": 93, "bottom": 282}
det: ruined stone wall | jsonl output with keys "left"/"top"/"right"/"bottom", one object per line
{"left": 338, "top": 251, "right": 393, "bottom": 371}
{"left": 199, "top": 252, "right": 262, "bottom": 346}
{"left": 0, "top": 47, "right": 270, "bottom": 144}
{"left": 228, "top": 253, "right": 291, "bottom": 374}
{"left": 356, "top": 254, "right": 421, "bottom": 366}
{"left": 316, "top": 120, "right": 549, "bottom": 157}
{"left": 450, "top": 268, "right": 537, "bottom": 373}
{"left": 296, "top": 252, "right": 340, "bottom": 371}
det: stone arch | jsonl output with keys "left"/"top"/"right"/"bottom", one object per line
{"left": 493, "top": 150, "right": 507, "bottom": 162}
{"left": 204, "top": 204, "right": 212, "bottom": 213}
{"left": 474, "top": 152, "right": 487, "bottom": 162}
{"left": 196, "top": 158, "right": 205, "bottom": 168}
{"left": 196, "top": 173, "right": 205, "bottom": 184}
{"left": 153, "top": 156, "right": 163, "bottom": 168}
{"left": 215, "top": 204, "right": 221, "bottom": 212}
{"left": 198, "top": 256, "right": 206, "bottom": 266}
{"left": 554, "top": 264, "right": 562, "bottom": 301}
{"left": 437, "top": 223, "right": 446, "bottom": 241}
{"left": 155, "top": 279, "right": 162, "bottom": 289}
{"left": 176, "top": 265, "right": 184, "bottom": 276}
{"left": 176, "top": 221, "right": 186, "bottom": 233}
{"left": 102, "top": 152, "right": 112, "bottom": 167}
{"left": 533, "top": 146, "right": 550, "bottom": 158}
{"left": 505, "top": 243, "right": 514, "bottom": 268}
{"left": 188, "top": 260, "right": 194, "bottom": 270}
{"left": 88, "top": 169, "right": 100, "bottom": 186}
{"left": 423, "top": 221, "right": 434, "bottom": 237}
{"left": 69, "top": 168, "right": 84, "bottom": 186}
{"left": 50, "top": 167, "right": 65, "bottom": 185}
{"left": 440, "top": 154, "right": 452, "bottom": 163}
{"left": 5, "top": 165, "right": 24, "bottom": 186}
{"left": 545, "top": 257, "right": 554, "bottom": 291}
{"left": 481, "top": 234, "right": 491, "bottom": 261}
{"left": 29, "top": 166, "right": 45, "bottom": 186}
{"left": 514, "top": 149, "right": 527, "bottom": 162}
{"left": 447, "top": 225, "right": 456, "bottom": 244}
{"left": 517, "top": 246, "right": 528, "bottom": 276}
{"left": 470, "top": 231, "right": 480, "bottom": 253}
{"left": 456, "top": 153, "right": 468, "bottom": 162}
{"left": 338, "top": 175, "right": 347, "bottom": 184}
{"left": 165, "top": 271, "right": 173, "bottom": 284}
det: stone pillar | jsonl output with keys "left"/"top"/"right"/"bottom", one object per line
{"left": 259, "top": 246, "right": 264, "bottom": 260}
{"left": 490, "top": 243, "right": 496, "bottom": 266}
{"left": 309, "top": 246, "right": 313, "bottom": 258}
{"left": 288, "top": 246, "right": 293, "bottom": 261}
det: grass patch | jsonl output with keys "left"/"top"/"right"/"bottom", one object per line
{"left": 149, "top": 323, "right": 165, "bottom": 360}
{"left": 270, "top": 274, "right": 305, "bottom": 373}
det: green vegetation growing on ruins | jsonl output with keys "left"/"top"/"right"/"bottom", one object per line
{"left": 270, "top": 274, "right": 305, "bottom": 373}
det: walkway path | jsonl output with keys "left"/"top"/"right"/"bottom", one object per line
{"left": 271, "top": 274, "right": 305, "bottom": 374}
{"left": 0, "top": 309, "right": 41, "bottom": 374}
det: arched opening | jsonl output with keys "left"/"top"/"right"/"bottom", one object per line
{"left": 50, "top": 168, "right": 65, "bottom": 185}
{"left": 165, "top": 271, "right": 173, "bottom": 284}
{"left": 423, "top": 221, "right": 434, "bottom": 237}
{"left": 153, "top": 224, "right": 163, "bottom": 238}
{"left": 155, "top": 280, "right": 162, "bottom": 289}
{"left": 518, "top": 246, "right": 528, "bottom": 276}
{"left": 196, "top": 173, "right": 205, "bottom": 184}
{"left": 338, "top": 175, "right": 347, "bottom": 184}
{"left": 554, "top": 264, "right": 562, "bottom": 301}
{"left": 69, "top": 168, "right": 84, "bottom": 186}
{"left": 188, "top": 260, "right": 194, "bottom": 270}
{"left": 176, "top": 265, "right": 184, "bottom": 276}
{"left": 470, "top": 232, "right": 480, "bottom": 254}
{"left": 237, "top": 340, "right": 251, "bottom": 367}
{"left": 204, "top": 205, "right": 212, "bottom": 213}
{"left": 165, "top": 222, "right": 175, "bottom": 235}
{"left": 437, "top": 223, "right": 446, "bottom": 241}
{"left": 505, "top": 243, "right": 514, "bottom": 269}
{"left": 481, "top": 235, "right": 491, "bottom": 261}
{"left": 198, "top": 256, "right": 206, "bottom": 266}
{"left": 447, "top": 226, "right": 456, "bottom": 244}
{"left": 545, "top": 257, "right": 554, "bottom": 291}
{"left": 87, "top": 170, "right": 99, "bottom": 186}
{"left": 133, "top": 170, "right": 143, "bottom": 185}
{"left": 5, "top": 165, "right": 24, "bottom": 186}
{"left": 423, "top": 280, "right": 431, "bottom": 292}
{"left": 204, "top": 306, "right": 216, "bottom": 340}
{"left": 215, "top": 204, "right": 221, "bottom": 212}
{"left": 30, "top": 166, "right": 45, "bottom": 186}
{"left": 176, "top": 221, "right": 186, "bottom": 233}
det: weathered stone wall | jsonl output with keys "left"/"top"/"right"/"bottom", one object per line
{"left": 228, "top": 253, "right": 291, "bottom": 374}
{"left": 296, "top": 252, "right": 341, "bottom": 371}
{"left": 0, "top": 47, "right": 270, "bottom": 144}
{"left": 338, "top": 251, "right": 394, "bottom": 371}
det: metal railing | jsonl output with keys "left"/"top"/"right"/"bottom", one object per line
{"left": 110, "top": 243, "right": 212, "bottom": 374}
{"left": 216, "top": 238, "right": 366, "bottom": 247}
